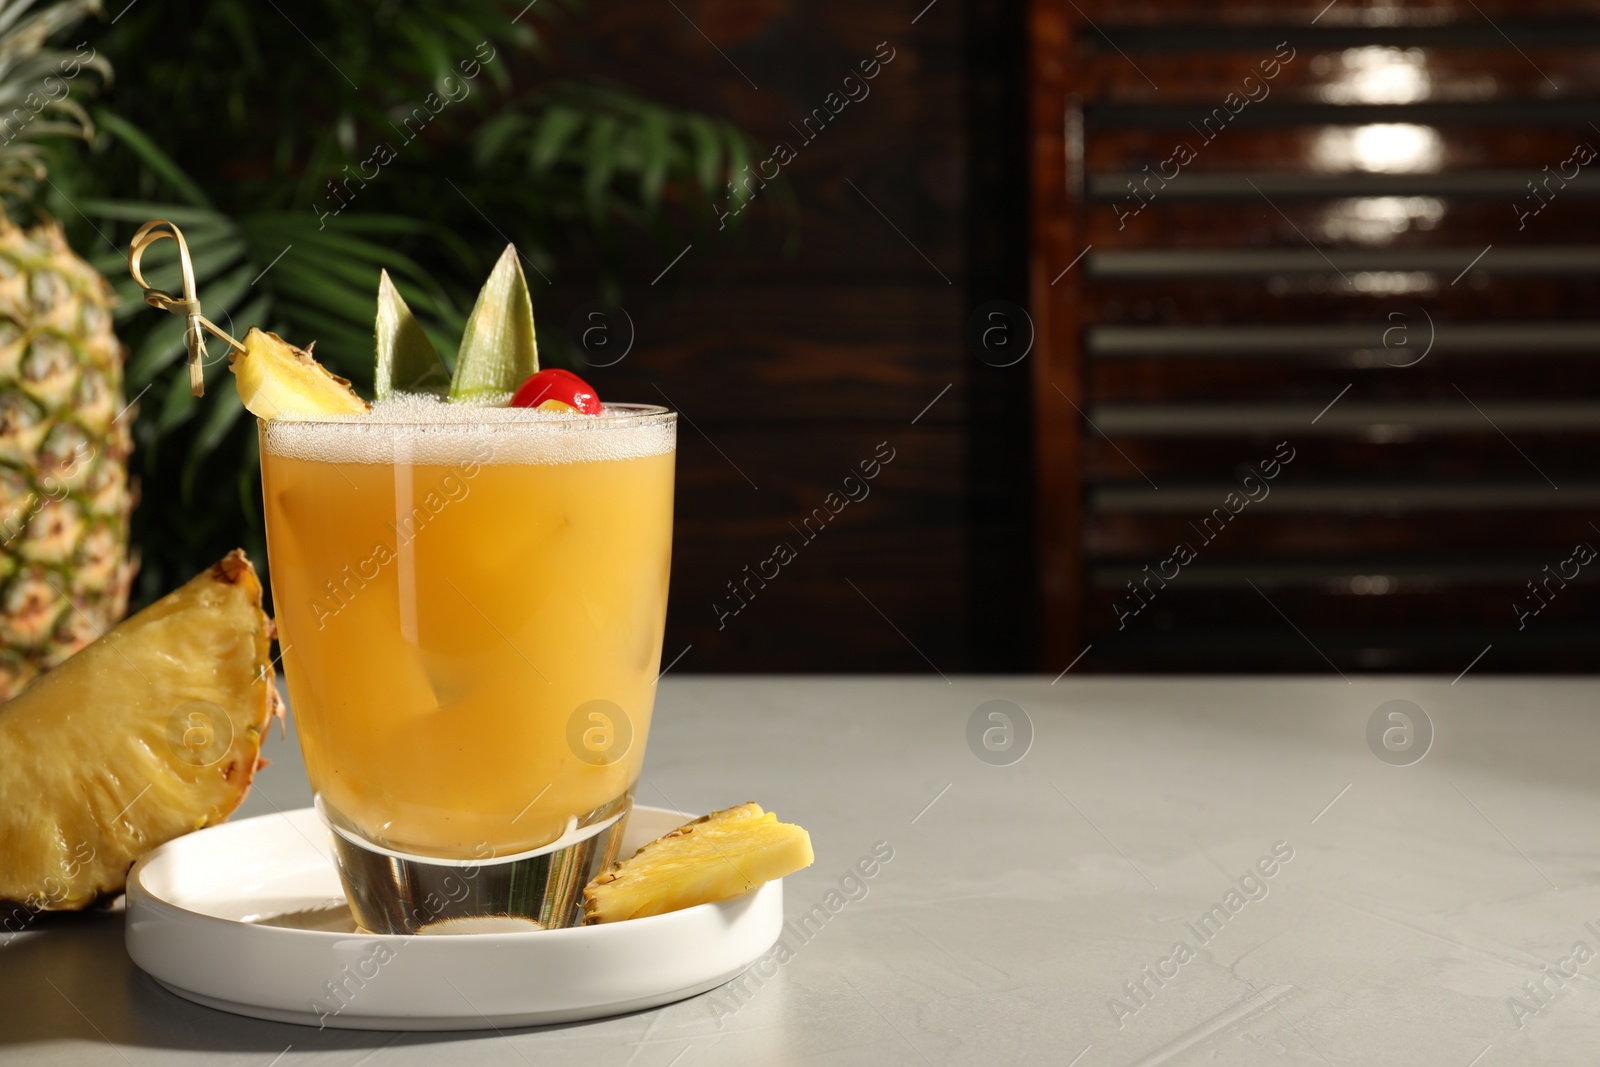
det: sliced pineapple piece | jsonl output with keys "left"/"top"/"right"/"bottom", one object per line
{"left": 583, "top": 803, "right": 814, "bottom": 924}
{"left": 0, "top": 550, "right": 281, "bottom": 912}
{"left": 231, "top": 327, "right": 368, "bottom": 420}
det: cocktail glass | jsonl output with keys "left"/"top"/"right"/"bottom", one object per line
{"left": 257, "top": 403, "right": 675, "bottom": 933}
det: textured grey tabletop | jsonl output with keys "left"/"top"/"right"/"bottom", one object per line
{"left": 4, "top": 675, "right": 1599, "bottom": 1065}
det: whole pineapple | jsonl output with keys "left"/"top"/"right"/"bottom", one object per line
{"left": 0, "top": 0, "right": 133, "bottom": 699}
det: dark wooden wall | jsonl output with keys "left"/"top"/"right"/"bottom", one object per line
{"left": 1030, "top": 0, "right": 1600, "bottom": 675}
{"left": 537, "top": 0, "right": 1600, "bottom": 676}
{"left": 547, "top": 1, "right": 1035, "bottom": 673}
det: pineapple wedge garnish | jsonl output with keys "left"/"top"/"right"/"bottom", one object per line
{"left": 583, "top": 803, "right": 814, "bottom": 924}
{"left": 449, "top": 245, "right": 538, "bottom": 403}
{"left": 0, "top": 550, "right": 281, "bottom": 913}
{"left": 231, "top": 327, "right": 368, "bottom": 420}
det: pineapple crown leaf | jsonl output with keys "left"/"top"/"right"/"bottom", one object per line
{"left": 446, "top": 245, "right": 538, "bottom": 402}
{"left": 374, "top": 269, "right": 449, "bottom": 400}
{"left": 0, "top": 0, "right": 107, "bottom": 205}
{"left": 0, "top": 0, "right": 98, "bottom": 59}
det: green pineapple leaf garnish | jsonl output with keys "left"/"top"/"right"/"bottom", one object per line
{"left": 374, "top": 270, "right": 450, "bottom": 399}
{"left": 448, "top": 245, "right": 538, "bottom": 402}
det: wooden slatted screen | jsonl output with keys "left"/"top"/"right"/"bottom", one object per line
{"left": 1030, "top": 0, "right": 1600, "bottom": 673}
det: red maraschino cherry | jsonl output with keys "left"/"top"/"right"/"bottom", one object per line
{"left": 509, "top": 368, "right": 602, "bottom": 415}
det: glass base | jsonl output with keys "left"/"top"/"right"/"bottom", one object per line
{"left": 318, "top": 796, "right": 633, "bottom": 934}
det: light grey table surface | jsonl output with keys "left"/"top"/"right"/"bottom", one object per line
{"left": 4, "top": 675, "right": 1599, "bottom": 1066}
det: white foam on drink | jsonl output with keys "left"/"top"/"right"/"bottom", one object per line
{"left": 260, "top": 394, "right": 676, "bottom": 466}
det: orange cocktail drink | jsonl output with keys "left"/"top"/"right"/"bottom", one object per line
{"left": 259, "top": 400, "right": 674, "bottom": 898}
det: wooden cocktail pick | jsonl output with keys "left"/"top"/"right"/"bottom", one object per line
{"left": 127, "top": 219, "right": 246, "bottom": 397}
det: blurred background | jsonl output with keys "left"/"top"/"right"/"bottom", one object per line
{"left": 31, "top": 0, "right": 1600, "bottom": 676}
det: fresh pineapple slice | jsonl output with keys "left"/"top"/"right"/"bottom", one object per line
{"left": 583, "top": 803, "right": 814, "bottom": 924}
{"left": 231, "top": 327, "right": 369, "bottom": 420}
{"left": 0, "top": 550, "right": 281, "bottom": 913}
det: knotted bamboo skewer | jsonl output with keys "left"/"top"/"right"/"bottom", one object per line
{"left": 127, "top": 219, "right": 246, "bottom": 398}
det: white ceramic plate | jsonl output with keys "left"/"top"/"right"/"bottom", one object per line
{"left": 125, "top": 805, "right": 783, "bottom": 1030}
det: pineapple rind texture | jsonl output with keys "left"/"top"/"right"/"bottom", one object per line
{"left": 0, "top": 550, "right": 279, "bottom": 912}
{"left": 0, "top": 222, "right": 133, "bottom": 700}
{"left": 582, "top": 803, "right": 815, "bottom": 924}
